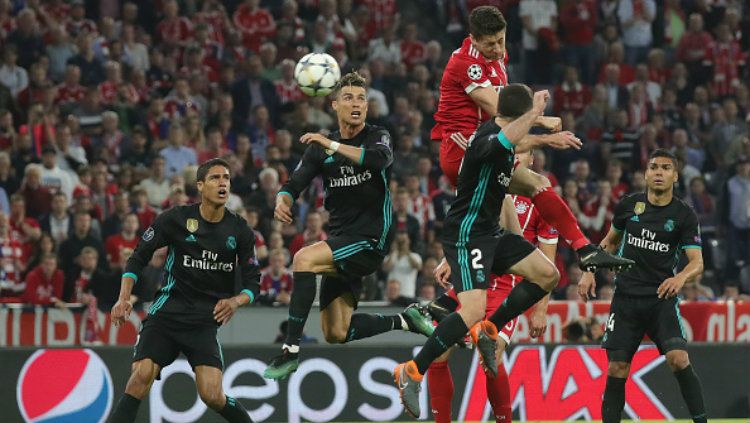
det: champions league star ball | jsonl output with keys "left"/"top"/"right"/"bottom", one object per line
{"left": 294, "top": 53, "right": 341, "bottom": 97}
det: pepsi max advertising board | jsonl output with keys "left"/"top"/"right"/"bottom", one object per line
{"left": 2, "top": 345, "right": 748, "bottom": 422}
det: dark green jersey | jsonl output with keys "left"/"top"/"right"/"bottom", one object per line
{"left": 443, "top": 119, "right": 515, "bottom": 242}
{"left": 279, "top": 124, "right": 393, "bottom": 252}
{"left": 612, "top": 193, "right": 702, "bottom": 296}
{"left": 124, "top": 204, "right": 260, "bottom": 326}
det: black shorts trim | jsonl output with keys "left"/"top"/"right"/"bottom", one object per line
{"left": 326, "top": 235, "right": 384, "bottom": 279}
{"left": 602, "top": 295, "right": 687, "bottom": 361}
{"left": 443, "top": 231, "right": 536, "bottom": 294}
{"left": 133, "top": 318, "right": 223, "bottom": 377}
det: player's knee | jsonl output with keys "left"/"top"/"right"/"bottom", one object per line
{"left": 125, "top": 367, "right": 154, "bottom": 398}
{"left": 198, "top": 389, "right": 225, "bottom": 410}
{"left": 322, "top": 325, "right": 348, "bottom": 344}
{"left": 607, "top": 361, "right": 630, "bottom": 378}
{"left": 666, "top": 350, "right": 690, "bottom": 371}
{"left": 459, "top": 305, "right": 485, "bottom": 327}
{"left": 537, "top": 263, "right": 560, "bottom": 290}
{"left": 292, "top": 250, "right": 315, "bottom": 272}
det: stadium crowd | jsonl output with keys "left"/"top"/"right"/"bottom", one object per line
{"left": 0, "top": 0, "right": 748, "bottom": 317}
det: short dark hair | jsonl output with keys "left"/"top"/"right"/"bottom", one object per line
{"left": 497, "top": 84, "right": 533, "bottom": 118}
{"left": 197, "top": 158, "right": 231, "bottom": 182}
{"left": 333, "top": 71, "right": 367, "bottom": 98}
{"left": 648, "top": 149, "right": 678, "bottom": 167}
{"left": 469, "top": 6, "right": 507, "bottom": 38}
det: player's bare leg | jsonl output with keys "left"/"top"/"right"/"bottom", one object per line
{"left": 508, "top": 167, "right": 633, "bottom": 272}
{"left": 108, "top": 359, "right": 160, "bottom": 423}
{"left": 196, "top": 366, "right": 253, "bottom": 422}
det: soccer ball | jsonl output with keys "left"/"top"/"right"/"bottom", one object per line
{"left": 294, "top": 53, "right": 341, "bottom": 97}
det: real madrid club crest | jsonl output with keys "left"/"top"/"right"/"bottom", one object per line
{"left": 634, "top": 202, "right": 646, "bottom": 215}
{"left": 186, "top": 218, "right": 199, "bottom": 233}
{"left": 226, "top": 236, "right": 237, "bottom": 250}
{"left": 664, "top": 219, "right": 675, "bottom": 232}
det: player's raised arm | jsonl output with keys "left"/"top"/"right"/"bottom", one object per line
{"left": 496, "top": 86, "right": 548, "bottom": 145}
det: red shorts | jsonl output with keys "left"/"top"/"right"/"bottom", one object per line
{"left": 437, "top": 131, "right": 472, "bottom": 187}
{"left": 446, "top": 273, "right": 520, "bottom": 345}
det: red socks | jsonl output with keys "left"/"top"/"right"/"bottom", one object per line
{"left": 428, "top": 360, "right": 454, "bottom": 423}
{"left": 532, "top": 187, "right": 590, "bottom": 251}
{"left": 486, "top": 363, "right": 513, "bottom": 423}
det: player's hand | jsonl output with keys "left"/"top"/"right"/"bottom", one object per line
{"left": 111, "top": 299, "right": 133, "bottom": 327}
{"left": 529, "top": 310, "right": 548, "bottom": 338}
{"left": 532, "top": 90, "right": 550, "bottom": 114}
{"left": 535, "top": 116, "right": 562, "bottom": 132}
{"left": 299, "top": 132, "right": 331, "bottom": 147}
{"left": 545, "top": 131, "right": 582, "bottom": 150}
{"left": 213, "top": 297, "right": 241, "bottom": 325}
{"left": 657, "top": 276, "right": 685, "bottom": 299}
{"left": 449, "top": 132, "right": 469, "bottom": 151}
{"left": 274, "top": 196, "right": 293, "bottom": 224}
{"left": 577, "top": 272, "right": 597, "bottom": 302}
{"left": 434, "top": 258, "right": 452, "bottom": 289}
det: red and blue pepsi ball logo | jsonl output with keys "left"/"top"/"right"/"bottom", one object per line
{"left": 17, "top": 349, "right": 113, "bottom": 423}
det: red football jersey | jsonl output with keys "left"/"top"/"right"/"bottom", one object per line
{"left": 491, "top": 195, "right": 558, "bottom": 290}
{"left": 432, "top": 37, "right": 508, "bottom": 141}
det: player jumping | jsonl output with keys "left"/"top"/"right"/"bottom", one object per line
{"left": 432, "top": 5, "right": 632, "bottom": 272}
{"left": 395, "top": 85, "right": 563, "bottom": 418}
{"left": 427, "top": 151, "right": 557, "bottom": 423}
{"left": 109, "top": 158, "right": 257, "bottom": 423}
{"left": 263, "top": 71, "right": 434, "bottom": 381}
{"left": 578, "top": 149, "right": 708, "bottom": 423}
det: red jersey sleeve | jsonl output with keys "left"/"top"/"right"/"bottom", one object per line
{"left": 535, "top": 216, "right": 559, "bottom": 245}
{"left": 448, "top": 54, "right": 492, "bottom": 95}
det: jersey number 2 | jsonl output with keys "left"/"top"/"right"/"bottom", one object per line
{"left": 471, "top": 249, "right": 483, "bottom": 269}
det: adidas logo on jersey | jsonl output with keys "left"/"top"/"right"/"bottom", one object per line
{"left": 185, "top": 234, "right": 197, "bottom": 242}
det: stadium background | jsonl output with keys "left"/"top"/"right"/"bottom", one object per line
{"left": 0, "top": 0, "right": 749, "bottom": 422}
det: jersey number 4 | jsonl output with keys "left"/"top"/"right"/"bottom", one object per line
{"left": 606, "top": 313, "right": 616, "bottom": 332}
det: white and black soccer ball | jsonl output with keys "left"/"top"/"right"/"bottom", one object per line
{"left": 294, "top": 53, "right": 341, "bottom": 97}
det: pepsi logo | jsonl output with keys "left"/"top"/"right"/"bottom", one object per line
{"left": 17, "top": 349, "right": 113, "bottom": 423}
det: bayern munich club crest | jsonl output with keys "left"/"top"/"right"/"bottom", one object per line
{"left": 17, "top": 349, "right": 113, "bottom": 423}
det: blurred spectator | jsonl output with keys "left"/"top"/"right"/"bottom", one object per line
{"left": 138, "top": 156, "right": 170, "bottom": 208}
{"left": 9, "top": 194, "right": 42, "bottom": 262}
{"left": 68, "top": 32, "right": 106, "bottom": 86}
{"left": 677, "top": 13, "right": 713, "bottom": 86}
{"left": 680, "top": 282, "right": 714, "bottom": 301}
{"left": 289, "top": 211, "right": 327, "bottom": 257}
{"left": 382, "top": 232, "right": 422, "bottom": 298}
{"left": 0, "top": 45, "right": 29, "bottom": 98}
{"left": 385, "top": 278, "right": 415, "bottom": 307}
{"left": 685, "top": 176, "right": 715, "bottom": 228}
{"left": 59, "top": 211, "right": 108, "bottom": 277}
{"left": 40, "top": 146, "right": 78, "bottom": 202}
{"left": 390, "top": 187, "right": 421, "bottom": 251}
{"left": 617, "top": 0, "right": 656, "bottom": 65}
{"left": 605, "top": 160, "right": 628, "bottom": 201}
{"left": 231, "top": 55, "right": 280, "bottom": 129}
{"left": 720, "top": 285, "right": 750, "bottom": 302}
{"left": 40, "top": 192, "right": 73, "bottom": 244}
{"left": 258, "top": 248, "right": 293, "bottom": 306}
{"left": 0, "top": 211, "right": 24, "bottom": 300}
{"left": 559, "top": 0, "right": 597, "bottom": 84}
{"left": 105, "top": 212, "right": 139, "bottom": 265}
{"left": 520, "top": 0, "right": 559, "bottom": 84}
{"left": 22, "top": 253, "right": 64, "bottom": 306}
{"left": 602, "top": 109, "right": 639, "bottom": 171}
{"left": 418, "top": 282, "right": 436, "bottom": 302}
{"left": 725, "top": 157, "right": 750, "bottom": 283}
{"left": 404, "top": 173, "right": 435, "bottom": 243}
{"left": 553, "top": 66, "right": 591, "bottom": 117}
